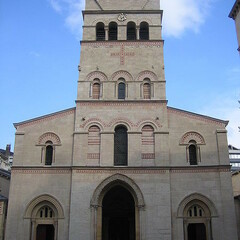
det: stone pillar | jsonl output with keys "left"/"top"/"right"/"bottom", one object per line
{"left": 105, "top": 27, "right": 108, "bottom": 41}
{"left": 136, "top": 26, "right": 140, "bottom": 40}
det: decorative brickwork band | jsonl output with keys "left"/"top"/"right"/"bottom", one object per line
{"left": 85, "top": 71, "right": 108, "bottom": 82}
{"left": 38, "top": 132, "right": 61, "bottom": 145}
{"left": 141, "top": 153, "right": 155, "bottom": 159}
{"left": 87, "top": 153, "right": 100, "bottom": 159}
{"left": 180, "top": 131, "right": 205, "bottom": 145}
{"left": 137, "top": 70, "right": 158, "bottom": 82}
{"left": 111, "top": 70, "right": 133, "bottom": 82}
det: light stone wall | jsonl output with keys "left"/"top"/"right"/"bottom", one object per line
{"left": 235, "top": 12, "right": 240, "bottom": 50}
{"left": 0, "top": 175, "right": 10, "bottom": 198}
{"left": 13, "top": 110, "right": 75, "bottom": 167}
{"left": 5, "top": 171, "right": 71, "bottom": 240}
{"left": 85, "top": 0, "right": 160, "bottom": 11}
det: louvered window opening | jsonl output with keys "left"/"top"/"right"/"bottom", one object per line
{"left": 140, "top": 22, "right": 149, "bottom": 40}
{"left": 114, "top": 126, "right": 128, "bottom": 166}
{"left": 143, "top": 83, "right": 151, "bottom": 99}
{"left": 188, "top": 205, "right": 205, "bottom": 218}
{"left": 118, "top": 82, "right": 126, "bottom": 99}
{"left": 109, "top": 22, "right": 118, "bottom": 40}
{"left": 93, "top": 83, "right": 100, "bottom": 99}
{"left": 127, "top": 22, "right": 136, "bottom": 40}
{"left": 96, "top": 23, "right": 105, "bottom": 41}
{"left": 189, "top": 144, "right": 197, "bottom": 165}
{"left": 38, "top": 206, "right": 54, "bottom": 219}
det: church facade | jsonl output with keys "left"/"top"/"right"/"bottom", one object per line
{"left": 5, "top": 0, "right": 238, "bottom": 239}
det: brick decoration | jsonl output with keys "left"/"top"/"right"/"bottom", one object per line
{"left": 180, "top": 131, "right": 205, "bottom": 145}
{"left": 38, "top": 132, "right": 61, "bottom": 145}
{"left": 86, "top": 71, "right": 108, "bottom": 82}
{"left": 15, "top": 108, "right": 75, "bottom": 129}
{"left": 142, "top": 125, "right": 155, "bottom": 159}
{"left": 77, "top": 101, "right": 165, "bottom": 107}
{"left": 111, "top": 70, "right": 133, "bottom": 82}
{"left": 137, "top": 70, "right": 158, "bottom": 82}
{"left": 168, "top": 107, "right": 227, "bottom": 127}
{"left": 81, "top": 41, "right": 163, "bottom": 48}
{"left": 142, "top": 153, "right": 155, "bottom": 159}
{"left": 110, "top": 44, "right": 135, "bottom": 65}
{"left": 11, "top": 169, "right": 71, "bottom": 174}
{"left": 87, "top": 153, "right": 100, "bottom": 159}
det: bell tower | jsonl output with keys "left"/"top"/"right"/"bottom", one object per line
{"left": 73, "top": 0, "right": 169, "bottom": 167}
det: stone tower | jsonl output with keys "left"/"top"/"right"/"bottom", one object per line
{"left": 5, "top": 0, "right": 238, "bottom": 240}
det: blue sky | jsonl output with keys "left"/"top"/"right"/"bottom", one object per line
{"left": 0, "top": 0, "right": 239, "bottom": 151}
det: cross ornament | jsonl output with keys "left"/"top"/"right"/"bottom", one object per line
{"left": 111, "top": 44, "right": 135, "bottom": 65}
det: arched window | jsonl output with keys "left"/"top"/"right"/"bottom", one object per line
{"left": 127, "top": 22, "right": 136, "bottom": 40}
{"left": 189, "top": 140, "right": 197, "bottom": 165}
{"left": 114, "top": 125, "right": 128, "bottom": 166}
{"left": 183, "top": 200, "right": 212, "bottom": 240}
{"left": 141, "top": 125, "right": 155, "bottom": 159}
{"left": 96, "top": 22, "right": 105, "bottom": 41}
{"left": 140, "top": 22, "right": 149, "bottom": 40}
{"left": 45, "top": 141, "right": 53, "bottom": 165}
{"left": 143, "top": 82, "right": 151, "bottom": 99}
{"left": 109, "top": 22, "right": 118, "bottom": 40}
{"left": 92, "top": 82, "right": 100, "bottom": 99}
{"left": 118, "top": 82, "right": 126, "bottom": 99}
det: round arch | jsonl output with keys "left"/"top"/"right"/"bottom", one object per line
{"left": 180, "top": 131, "right": 206, "bottom": 145}
{"left": 86, "top": 71, "right": 108, "bottom": 82}
{"left": 111, "top": 70, "right": 133, "bottom": 82}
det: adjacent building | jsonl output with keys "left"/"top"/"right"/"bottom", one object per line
{"left": 229, "top": 0, "right": 240, "bottom": 52}
{"left": 0, "top": 145, "right": 13, "bottom": 172}
{"left": 5, "top": 0, "right": 238, "bottom": 239}
{"left": 229, "top": 145, "right": 240, "bottom": 171}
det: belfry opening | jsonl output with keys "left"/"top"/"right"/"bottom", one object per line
{"left": 102, "top": 185, "right": 135, "bottom": 240}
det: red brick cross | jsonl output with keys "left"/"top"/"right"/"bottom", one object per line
{"left": 111, "top": 44, "right": 135, "bottom": 65}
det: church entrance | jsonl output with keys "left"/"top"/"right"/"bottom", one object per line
{"left": 36, "top": 224, "right": 55, "bottom": 240}
{"left": 187, "top": 223, "right": 207, "bottom": 240}
{"left": 102, "top": 186, "right": 135, "bottom": 240}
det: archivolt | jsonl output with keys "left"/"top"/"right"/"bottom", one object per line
{"left": 86, "top": 71, "right": 108, "bottom": 82}
{"left": 111, "top": 70, "right": 133, "bottom": 82}
{"left": 38, "top": 132, "right": 61, "bottom": 145}
{"left": 177, "top": 193, "right": 218, "bottom": 218}
{"left": 180, "top": 131, "right": 205, "bottom": 145}
{"left": 91, "top": 174, "right": 145, "bottom": 208}
{"left": 24, "top": 194, "right": 64, "bottom": 219}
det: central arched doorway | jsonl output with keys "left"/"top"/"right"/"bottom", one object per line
{"left": 102, "top": 186, "right": 135, "bottom": 240}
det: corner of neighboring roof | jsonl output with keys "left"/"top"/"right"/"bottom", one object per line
{"left": 167, "top": 106, "right": 229, "bottom": 127}
{"left": 229, "top": 0, "right": 240, "bottom": 19}
{"left": 13, "top": 107, "right": 76, "bottom": 129}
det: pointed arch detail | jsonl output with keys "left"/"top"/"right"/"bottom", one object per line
{"left": 91, "top": 174, "right": 145, "bottom": 208}
{"left": 24, "top": 194, "right": 64, "bottom": 219}
{"left": 177, "top": 193, "right": 218, "bottom": 218}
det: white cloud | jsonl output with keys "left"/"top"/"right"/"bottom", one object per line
{"left": 48, "top": 0, "right": 215, "bottom": 38}
{"left": 199, "top": 95, "right": 240, "bottom": 149}
{"left": 161, "top": 0, "right": 214, "bottom": 37}
{"left": 48, "top": 0, "right": 85, "bottom": 39}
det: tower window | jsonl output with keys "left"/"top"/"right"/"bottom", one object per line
{"left": 45, "top": 141, "right": 53, "bottom": 165}
{"left": 127, "top": 22, "right": 136, "bottom": 40}
{"left": 109, "top": 22, "right": 118, "bottom": 40}
{"left": 118, "top": 82, "right": 126, "bottom": 99}
{"left": 140, "top": 22, "right": 149, "bottom": 40}
{"left": 189, "top": 141, "right": 197, "bottom": 165}
{"left": 92, "top": 82, "right": 100, "bottom": 99}
{"left": 114, "top": 125, "right": 128, "bottom": 166}
{"left": 96, "top": 22, "right": 105, "bottom": 41}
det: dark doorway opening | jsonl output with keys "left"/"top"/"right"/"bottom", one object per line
{"left": 102, "top": 186, "right": 135, "bottom": 240}
{"left": 188, "top": 223, "right": 207, "bottom": 240}
{"left": 36, "top": 224, "right": 54, "bottom": 240}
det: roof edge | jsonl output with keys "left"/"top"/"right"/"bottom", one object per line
{"left": 14, "top": 107, "right": 76, "bottom": 129}
{"left": 167, "top": 106, "right": 228, "bottom": 127}
{"left": 229, "top": 0, "right": 240, "bottom": 19}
